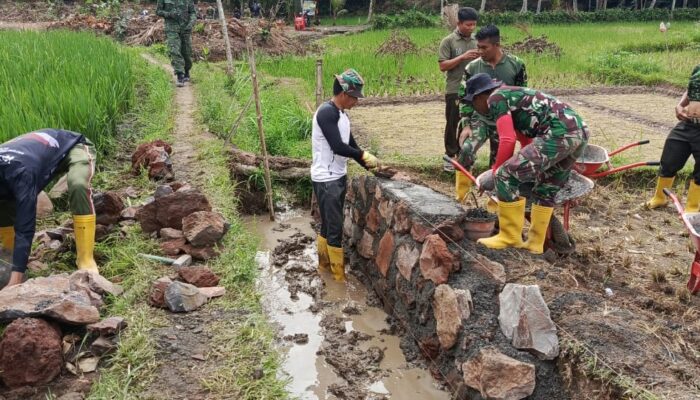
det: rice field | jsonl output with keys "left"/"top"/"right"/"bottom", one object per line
{"left": 260, "top": 22, "right": 700, "bottom": 96}
{"left": 0, "top": 30, "right": 135, "bottom": 152}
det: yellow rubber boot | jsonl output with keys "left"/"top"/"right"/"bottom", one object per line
{"left": 73, "top": 214, "right": 99, "bottom": 273}
{"left": 317, "top": 235, "right": 331, "bottom": 272}
{"left": 645, "top": 176, "right": 674, "bottom": 209}
{"left": 455, "top": 173, "right": 472, "bottom": 203}
{"left": 521, "top": 204, "right": 554, "bottom": 255}
{"left": 477, "top": 198, "right": 526, "bottom": 250}
{"left": 0, "top": 226, "right": 14, "bottom": 251}
{"left": 327, "top": 245, "right": 346, "bottom": 282}
{"left": 686, "top": 181, "right": 700, "bottom": 213}
{"left": 486, "top": 198, "right": 498, "bottom": 214}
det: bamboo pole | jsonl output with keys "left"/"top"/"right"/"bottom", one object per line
{"left": 315, "top": 59, "right": 323, "bottom": 108}
{"left": 246, "top": 35, "right": 275, "bottom": 221}
{"left": 216, "top": 0, "right": 235, "bottom": 75}
{"left": 226, "top": 94, "right": 254, "bottom": 145}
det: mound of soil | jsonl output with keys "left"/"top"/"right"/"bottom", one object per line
{"left": 376, "top": 30, "right": 418, "bottom": 56}
{"left": 507, "top": 35, "right": 562, "bottom": 57}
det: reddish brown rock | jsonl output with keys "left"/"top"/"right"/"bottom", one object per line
{"left": 352, "top": 208, "right": 364, "bottom": 227}
{"left": 160, "top": 228, "right": 184, "bottom": 240}
{"left": 131, "top": 140, "right": 173, "bottom": 181}
{"left": 357, "top": 231, "right": 375, "bottom": 259}
{"left": 378, "top": 199, "right": 394, "bottom": 225}
{"left": 365, "top": 206, "right": 380, "bottom": 233}
{"left": 147, "top": 277, "right": 172, "bottom": 308}
{"left": 455, "top": 289, "right": 473, "bottom": 321}
{"left": 419, "top": 234, "right": 457, "bottom": 285}
{"left": 93, "top": 191, "right": 125, "bottom": 225}
{"left": 462, "top": 348, "right": 536, "bottom": 400}
{"left": 87, "top": 317, "right": 128, "bottom": 336}
{"left": 36, "top": 191, "right": 54, "bottom": 218}
{"left": 396, "top": 243, "right": 419, "bottom": 281}
{"left": 418, "top": 336, "right": 441, "bottom": 360}
{"left": 358, "top": 175, "right": 367, "bottom": 202}
{"left": 161, "top": 238, "right": 186, "bottom": 256}
{"left": 94, "top": 224, "right": 113, "bottom": 242}
{"left": 135, "top": 189, "right": 211, "bottom": 233}
{"left": 375, "top": 231, "right": 395, "bottom": 277}
{"left": 343, "top": 208, "right": 353, "bottom": 237}
{"left": 471, "top": 253, "right": 506, "bottom": 284}
{"left": 178, "top": 266, "right": 220, "bottom": 287}
{"left": 181, "top": 244, "right": 220, "bottom": 260}
{"left": 120, "top": 207, "right": 138, "bottom": 221}
{"left": 0, "top": 318, "right": 63, "bottom": 388}
{"left": 433, "top": 284, "right": 462, "bottom": 350}
{"left": 69, "top": 270, "right": 123, "bottom": 297}
{"left": 433, "top": 221, "right": 464, "bottom": 243}
{"left": 410, "top": 222, "right": 432, "bottom": 243}
{"left": 182, "top": 211, "right": 228, "bottom": 247}
{"left": 393, "top": 202, "right": 411, "bottom": 233}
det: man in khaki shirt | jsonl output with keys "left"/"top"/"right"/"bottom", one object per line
{"left": 438, "top": 7, "right": 480, "bottom": 172}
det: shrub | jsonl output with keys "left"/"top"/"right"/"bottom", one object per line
{"left": 371, "top": 9, "right": 437, "bottom": 29}
{"left": 478, "top": 8, "right": 700, "bottom": 25}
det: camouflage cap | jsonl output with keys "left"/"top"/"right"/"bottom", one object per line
{"left": 335, "top": 68, "right": 365, "bottom": 98}
{"left": 462, "top": 73, "right": 502, "bottom": 102}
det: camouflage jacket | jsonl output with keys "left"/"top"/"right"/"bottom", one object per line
{"left": 688, "top": 64, "right": 700, "bottom": 102}
{"left": 156, "top": 0, "right": 196, "bottom": 31}
{"left": 459, "top": 53, "right": 527, "bottom": 125}
{"left": 487, "top": 86, "right": 585, "bottom": 138}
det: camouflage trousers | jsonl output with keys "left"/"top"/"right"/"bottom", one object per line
{"left": 166, "top": 29, "right": 192, "bottom": 75}
{"left": 495, "top": 125, "right": 590, "bottom": 206}
{"left": 458, "top": 118, "right": 499, "bottom": 169}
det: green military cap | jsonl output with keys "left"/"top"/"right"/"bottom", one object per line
{"left": 335, "top": 68, "right": 365, "bottom": 98}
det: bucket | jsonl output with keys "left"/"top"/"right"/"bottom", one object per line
{"left": 463, "top": 208, "right": 497, "bottom": 241}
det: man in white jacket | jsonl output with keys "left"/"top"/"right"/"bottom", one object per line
{"left": 311, "top": 69, "right": 379, "bottom": 282}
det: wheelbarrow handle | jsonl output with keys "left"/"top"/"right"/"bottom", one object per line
{"left": 646, "top": 161, "right": 660, "bottom": 166}
{"left": 637, "top": 139, "right": 650, "bottom": 146}
{"left": 608, "top": 140, "right": 650, "bottom": 157}
{"left": 663, "top": 188, "right": 685, "bottom": 215}
{"left": 443, "top": 155, "right": 479, "bottom": 186}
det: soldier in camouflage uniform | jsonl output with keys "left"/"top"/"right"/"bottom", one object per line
{"left": 455, "top": 24, "right": 527, "bottom": 203}
{"left": 646, "top": 64, "right": 700, "bottom": 211}
{"left": 156, "top": 0, "right": 196, "bottom": 87}
{"left": 464, "top": 73, "right": 589, "bottom": 254}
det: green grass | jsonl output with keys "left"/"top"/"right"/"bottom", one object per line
{"left": 0, "top": 30, "right": 135, "bottom": 152}
{"left": 319, "top": 14, "right": 370, "bottom": 26}
{"left": 259, "top": 22, "right": 700, "bottom": 97}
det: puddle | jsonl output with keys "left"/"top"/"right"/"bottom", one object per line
{"left": 245, "top": 210, "right": 450, "bottom": 400}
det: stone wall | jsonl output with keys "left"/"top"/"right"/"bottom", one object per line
{"left": 344, "top": 176, "right": 567, "bottom": 399}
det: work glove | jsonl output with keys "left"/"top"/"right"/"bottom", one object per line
{"left": 476, "top": 169, "right": 495, "bottom": 192}
{"left": 362, "top": 151, "right": 379, "bottom": 170}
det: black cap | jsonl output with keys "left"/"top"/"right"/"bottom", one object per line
{"left": 462, "top": 73, "right": 502, "bottom": 102}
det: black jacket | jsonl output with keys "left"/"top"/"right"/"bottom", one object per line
{"left": 0, "top": 129, "right": 86, "bottom": 273}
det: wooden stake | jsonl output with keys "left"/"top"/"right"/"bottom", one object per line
{"left": 216, "top": 0, "right": 235, "bottom": 75}
{"left": 246, "top": 36, "right": 275, "bottom": 221}
{"left": 226, "top": 94, "right": 254, "bottom": 145}
{"left": 315, "top": 58, "right": 323, "bottom": 108}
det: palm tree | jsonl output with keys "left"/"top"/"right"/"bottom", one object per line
{"left": 330, "top": 0, "right": 346, "bottom": 25}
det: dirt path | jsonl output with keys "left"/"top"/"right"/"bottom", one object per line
{"left": 0, "top": 21, "right": 49, "bottom": 30}
{"left": 140, "top": 53, "right": 226, "bottom": 400}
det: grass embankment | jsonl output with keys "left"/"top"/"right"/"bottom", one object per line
{"left": 261, "top": 22, "right": 700, "bottom": 96}
{"left": 0, "top": 30, "right": 135, "bottom": 152}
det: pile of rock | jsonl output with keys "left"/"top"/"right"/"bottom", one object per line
{"left": 148, "top": 266, "right": 225, "bottom": 313}
{"left": 136, "top": 184, "right": 230, "bottom": 261}
{"left": 345, "top": 176, "right": 564, "bottom": 400}
{"left": 131, "top": 139, "right": 174, "bottom": 181}
{"left": 0, "top": 271, "right": 126, "bottom": 388}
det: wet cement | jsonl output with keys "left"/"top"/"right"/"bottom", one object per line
{"left": 244, "top": 210, "right": 450, "bottom": 400}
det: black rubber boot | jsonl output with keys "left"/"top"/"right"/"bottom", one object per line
{"left": 184, "top": 70, "right": 191, "bottom": 82}
{"left": 176, "top": 72, "right": 185, "bottom": 87}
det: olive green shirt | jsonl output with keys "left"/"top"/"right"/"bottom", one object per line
{"left": 438, "top": 30, "right": 477, "bottom": 94}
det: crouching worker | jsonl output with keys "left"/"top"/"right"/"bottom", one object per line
{"left": 312, "top": 69, "right": 379, "bottom": 281}
{"left": 0, "top": 129, "right": 99, "bottom": 288}
{"left": 465, "top": 73, "right": 589, "bottom": 254}
{"left": 646, "top": 64, "right": 700, "bottom": 211}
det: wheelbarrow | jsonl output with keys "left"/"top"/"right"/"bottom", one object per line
{"left": 663, "top": 188, "right": 700, "bottom": 294}
{"left": 444, "top": 155, "right": 595, "bottom": 255}
{"left": 575, "top": 141, "right": 660, "bottom": 179}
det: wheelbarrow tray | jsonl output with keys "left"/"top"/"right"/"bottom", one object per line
{"left": 682, "top": 212, "right": 700, "bottom": 252}
{"left": 478, "top": 169, "right": 595, "bottom": 207}
{"left": 575, "top": 144, "right": 609, "bottom": 176}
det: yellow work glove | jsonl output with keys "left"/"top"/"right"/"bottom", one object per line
{"left": 362, "top": 151, "right": 379, "bottom": 170}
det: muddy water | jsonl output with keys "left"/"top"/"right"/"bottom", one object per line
{"left": 245, "top": 210, "right": 450, "bottom": 400}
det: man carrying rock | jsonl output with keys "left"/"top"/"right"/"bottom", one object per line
{"left": 465, "top": 74, "right": 589, "bottom": 254}
{"left": 312, "top": 69, "right": 379, "bottom": 282}
{"left": 156, "top": 0, "right": 196, "bottom": 87}
{"left": 0, "top": 129, "right": 99, "bottom": 288}
{"left": 455, "top": 24, "right": 527, "bottom": 202}
{"left": 438, "top": 7, "right": 480, "bottom": 172}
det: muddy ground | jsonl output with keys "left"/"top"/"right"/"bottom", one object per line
{"left": 247, "top": 212, "right": 452, "bottom": 400}
{"left": 352, "top": 88, "right": 683, "bottom": 168}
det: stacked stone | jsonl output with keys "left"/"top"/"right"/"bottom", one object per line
{"left": 344, "top": 175, "right": 565, "bottom": 400}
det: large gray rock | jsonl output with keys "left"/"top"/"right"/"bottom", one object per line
{"left": 164, "top": 281, "right": 208, "bottom": 313}
{"left": 498, "top": 284, "right": 559, "bottom": 360}
{"left": 69, "top": 270, "right": 123, "bottom": 297}
{"left": 462, "top": 347, "right": 536, "bottom": 400}
{"left": 0, "top": 275, "right": 100, "bottom": 325}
